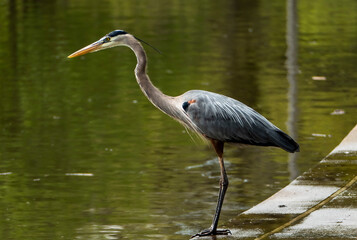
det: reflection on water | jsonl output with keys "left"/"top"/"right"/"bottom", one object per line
{"left": 0, "top": 0, "right": 356, "bottom": 239}
{"left": 286, "top": 0, "right": 299, "bottom": 180}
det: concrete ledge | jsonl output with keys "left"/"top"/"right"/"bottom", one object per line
{"left": 227, "top": 124, "right": 357, "bottom": 240}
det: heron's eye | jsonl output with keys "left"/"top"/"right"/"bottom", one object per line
{"left": 104, "top": 37, "right": 111, "bottom": 43}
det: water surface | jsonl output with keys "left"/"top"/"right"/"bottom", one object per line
{"left": 0, "top": 0, "right": 356, "bottom": 239}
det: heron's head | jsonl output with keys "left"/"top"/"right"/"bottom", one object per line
{"left": 68, "top": 30, "right": 131, "bottom": 58}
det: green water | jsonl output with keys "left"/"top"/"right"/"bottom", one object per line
{"left": 0, "top": 0, "right": 356, "bottom": 239}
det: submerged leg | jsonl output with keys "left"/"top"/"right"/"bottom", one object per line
{"left": 191, "top": 139, "right": 231, "bottom": 238}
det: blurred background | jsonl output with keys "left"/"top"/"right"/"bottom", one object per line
{"left": 0, "top": 0, "right": 356, "bottom": 239}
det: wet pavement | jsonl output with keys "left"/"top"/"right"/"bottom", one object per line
{"left": 221, "top": 125, "right": 357, "bottom": 239}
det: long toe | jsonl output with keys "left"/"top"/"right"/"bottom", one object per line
{"left": 216, "top": 229, "right": 231, "bottom": 235}
{"left": 191, "top": 228, "right": 231, "bottom": 238}
{"left": 216, "top": 229, "right": 232, "bottom": 235}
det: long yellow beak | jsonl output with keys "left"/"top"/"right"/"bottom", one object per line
{"left": 67, "top": 41, "right": 102, "bottom": 58}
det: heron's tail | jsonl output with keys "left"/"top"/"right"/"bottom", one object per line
{"left": 270, "top": 129, "right": 300, "bottom": 153}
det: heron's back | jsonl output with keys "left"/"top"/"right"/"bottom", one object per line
{"left": 181, "top": 90, "right": 299, "bottom": 153}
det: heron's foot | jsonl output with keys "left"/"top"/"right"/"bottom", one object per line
{"left": 191, "top": 228, "right": 231, "bottom": 238}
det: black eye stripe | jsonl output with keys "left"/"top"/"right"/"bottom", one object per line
{"left": 108, "top": 30, "right": 127, "bottom": 37}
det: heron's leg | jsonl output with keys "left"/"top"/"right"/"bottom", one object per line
{"left": 191, "top": 139, "right": 231, "bottom": 238}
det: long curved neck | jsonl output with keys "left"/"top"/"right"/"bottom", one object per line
{"left": 127, "top": 37, "right": 176, "bottom": 116}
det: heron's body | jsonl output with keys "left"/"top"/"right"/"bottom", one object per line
{"left": 68, "top": 30, "right": 299, "bottom": 238}
{"left": 178, "top": 90, "right": 298, "bottom": 152}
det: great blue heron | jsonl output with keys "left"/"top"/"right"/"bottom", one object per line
{"left": 68, "top": 30, "right": 299, "bottom": 238}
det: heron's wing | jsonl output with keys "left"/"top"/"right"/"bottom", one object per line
{"left": 182, "top": 90, "right": 298, "bottom": 152}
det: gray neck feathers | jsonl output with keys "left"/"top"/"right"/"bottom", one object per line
{"left": 127, "top": 37, "right": 179, "bottom": 118}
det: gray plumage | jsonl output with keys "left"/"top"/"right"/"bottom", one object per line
{"left": 178, "top": 90, "right": 299, "bottom": 153}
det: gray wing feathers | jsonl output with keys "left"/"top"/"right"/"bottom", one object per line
{"left": 183, "top": 90, "right": 299, "bottom": 152}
